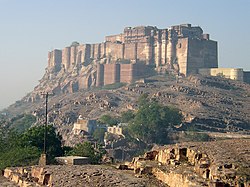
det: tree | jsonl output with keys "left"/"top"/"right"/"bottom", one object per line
{"left": 128, "top": 95, "right": 182, "bottom": 144}
{"left": 98, "top": 114, "right": 118, "bottom": 126}
{"left": 0, "top": 146, "right": 40, "bottom": 170}
{"left": 0, "top": 123, "right": 64, "bottom": 169}
{"left": 0, "top": 127, "right": 21, "bottom": 151}
{"left": 68, "top": 142, "right": 102, "bottom": 164}
{"left": 120, "top": 110, "right": 135, "bottom": 123}
{"left": 0, "top": 127, "right": 40, "bottom": 170}
{"left": 21, "top": 125, "right": 63, "bottom": 162}
{"left": 93, "top": 128, "right": 105, "bottom": 143}
{"left": 137, "top": 93, "right": 149, "bottom": 107}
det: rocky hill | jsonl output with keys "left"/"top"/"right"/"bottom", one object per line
{"left": 1, "top": 24, "right": 250, "bottom": 187}
{"left": 3, "top": 74, "right": 250, "bottom": 135}
{"left": 1, "top": 66, "right": 250, "bottom": 187}
{"left": 2, "top": 24, "right": 249, "bottom": 144}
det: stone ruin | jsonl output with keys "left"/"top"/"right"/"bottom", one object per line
{"left": 119, "top": 139, "right": 250, "bottom": 187}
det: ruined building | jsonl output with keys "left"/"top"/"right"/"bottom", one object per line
{"left": 45, "top": 24, "right": 218, "bottom": 91}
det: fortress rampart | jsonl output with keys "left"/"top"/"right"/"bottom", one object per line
{"left": 45, "top": 24, "right": 250, "bottom": 88}
{"left": 198, "top": 68, "right": 244, "bottom": 81}
{"left": 47, "top": 23, "right": 218, "bottom": 79}
{"left": 96, "top": 63, "right": 149, "bottom": 87}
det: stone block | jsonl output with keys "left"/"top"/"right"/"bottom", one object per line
{"left": 55, "top": 156, "right": 90, "bottom": 165}
{"left": 4, "top": 168, "right": 13, "bottom": 178}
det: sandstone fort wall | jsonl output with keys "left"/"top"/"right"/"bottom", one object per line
{"left": 47, "top": 24, "right": 221, "bottom": 87}
{"left": 198, "top": 68, "right": 244, "bottom": 81}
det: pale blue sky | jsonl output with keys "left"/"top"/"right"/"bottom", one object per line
{"left": 0, "top": 0, "right": 250, "bottom": 110}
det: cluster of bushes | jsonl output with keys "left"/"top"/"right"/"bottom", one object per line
{"left": 0, "top": 125, "right": 62, "bottom": 170}
{"left": 97, "top": 94, "right": 183, "bottom": 145}
{"left": 0, "top": 124, "right": 103, "bottom": 170}
{"left": 97, "top": 94, "right": 212, "bottom": 145}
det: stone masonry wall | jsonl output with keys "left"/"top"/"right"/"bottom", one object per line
{"left": 187, "top": 38, "right": 218, "bottom": 74}
{"left": 48, "top": 49, "right": 62, "bottom": 72}
{"left": 96, "top": 64, "right": 104, "bottom": 87}
{"left": 96, "top": 63, "right": 149, "bottom": 86}
{"left": 176, "top": 38, "right": 188, "bottom": 76}
{"left": 243, "top": 71, "right": 250, "bottom": 84}
{"left": 120, "top": 64, "right": 133, "bottom": 83}
{"left": 103, "top": 64, "right": 120, "bottom": 85}
{"left": 47, "top": 24, "right": 218, "bottom": 86}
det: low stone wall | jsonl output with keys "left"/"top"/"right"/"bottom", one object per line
{"left": 152, "top": 168, "right": 197, "bottom": 187}
{"left": 4, "top": 167, "right": 38, "bottom": 187}
{"left": 4, "top": 166, "right": 51, "bottom": 187}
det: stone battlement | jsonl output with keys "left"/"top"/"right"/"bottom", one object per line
{"left": 47, "top": 24, "right": 218, "bottom": 77}
{"left": 31, "top": 24, "right": 219, "bottom": 97}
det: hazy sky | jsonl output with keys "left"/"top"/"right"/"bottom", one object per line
{"left": 0, "top": 0, "right": 250, "bottom": 110}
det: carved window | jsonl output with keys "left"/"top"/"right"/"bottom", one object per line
{"left": 178, "top": 43, "right": 182, "bottom": 48}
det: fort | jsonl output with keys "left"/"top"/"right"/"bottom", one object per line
{"left": 44, "top": 23, "right": 249, "bottom": 94}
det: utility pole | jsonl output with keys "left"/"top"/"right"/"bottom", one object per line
{"left": 122, "top": 146, "right": 124, "bottom": 162}
{"left": 39, "top": 92, "right": 53, "bottom": 166}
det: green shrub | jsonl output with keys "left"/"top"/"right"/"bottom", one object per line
{"left": 98, "top": 114, "right": 118, "bottom": 126}
{"left": 127, "top": 94, "right": 182, "bottom": 144}
{"left": 68, "top": 142, "right": 103, "bottom": 164}
{"left": 102, "top": 82, "right": 126, "bottom": 90}
{"left": 0, "top": 146, "right": 40, "bottom": 170}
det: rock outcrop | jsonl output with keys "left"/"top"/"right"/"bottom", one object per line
{"left": 124, "top": 139, "right": 250, "bottom": 187}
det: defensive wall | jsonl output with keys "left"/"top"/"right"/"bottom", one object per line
{"left": 243, "top": 71, "right": 250, "bottom": 84}
{"left": 45, "top": 24, "right": 250, "bottom": 88}
{"left": 96, "top": 63, "right": 149, "bottom": 87}
{"left": 198, "top": 68, "right": 244, "bottom": 81}
{"left": 47, "top": 23, "right": 218, "bottom": 78}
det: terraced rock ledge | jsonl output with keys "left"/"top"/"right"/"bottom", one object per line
{"left": 122, "top": 139, "right": 250, "bottom": 187}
